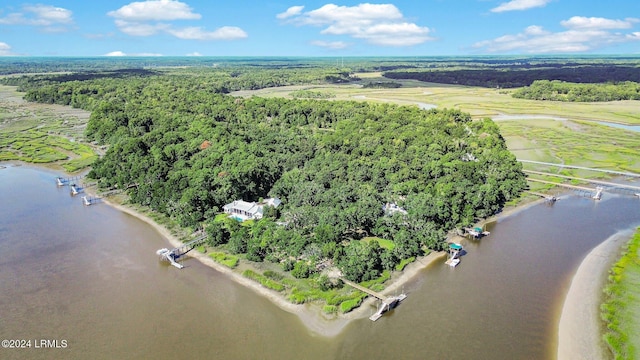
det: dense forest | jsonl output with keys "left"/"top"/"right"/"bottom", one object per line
{"left": 511, "top": 80, "right": 640, "bottom": 102}
{"left": 8, "top": 69, "right": 526, "bottom": 282}
{"left": 383, "top": 66, "right": 640, "bottom": 88}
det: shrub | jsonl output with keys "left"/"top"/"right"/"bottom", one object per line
{"left": 209, "top": 252, "right": 239, "bottom": 268}
{"left": 340, "top": 297, "right": 363, "bottom": 313}
{"left": 291, "top": 261, "right": 310, "bottom": 279}
{"left": 242, "top": 270, "right": 285, "bottom": 292}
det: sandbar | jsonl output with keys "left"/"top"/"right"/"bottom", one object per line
{"left": 557, "top": 229, "right": 633, "bottom": 360}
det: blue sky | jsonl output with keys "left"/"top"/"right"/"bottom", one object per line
{"left": 0, "top": 0, "right": 639, "bottom": 56}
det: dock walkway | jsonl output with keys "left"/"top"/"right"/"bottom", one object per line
{"left": 340, "top": 277, "right": 407, "bottom": 321}
{"left": 518, "top": 160, "right": 640, "bottom": 178}
{"left": 523, "top": 170, "right": 640, "bottom": 192}
{"left": 156, "top": 234, "right": 207, "bottom": 269}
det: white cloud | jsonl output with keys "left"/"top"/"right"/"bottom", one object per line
{"left": 0, "top": 42, "right": 15, "bottom": 56}
{"left": 107, "top": 0, "right": 200, "bottom": 21}
{"left": 277, "top": 6, "right": 304, "bottom": 20}
{"left": 560, "top": 16, "right": 638, "bottom": 30}
{"left": 167, "top": 26, "right": 247, "bottom": 40}
{"left": 473, "top": 16, "right": 640, "bottom": 53}
{"left": 114, "top": 19, "right": 170, "bottom": 36}
{"left": 105, "top": 51, "right": 127, "bottom": 56}
{"left": 104, "top": 51, "right": 163, "bottom": 56}
{"left": 0, "top": 4, "right": 74, "bottom": 32}
{"left": 491, "top": 0, "right": 551, "bottom": 13}
{"left": 186, "top": 51, "right": 202, "bottom": 56}
{"left": 280, "top": 3, "right": 432, "bottom": 47}
{"left": 523, "top": 25, "right": 549, "bottom": 36}
{"left": 107, "top": 1, "right": 247, "bottom": 41}
{"left": 310, "top": 40, "right": 349, "bottom": 49}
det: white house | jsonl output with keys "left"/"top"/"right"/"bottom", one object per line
{"left": 223, "top": 197, "right": 281, "bottom": 221}
{"left": 383, "top": 202, "right": 408, "bottom": 215}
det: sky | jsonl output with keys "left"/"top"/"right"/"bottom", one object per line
{"left": 0, "top": 0, "right": 639, "bottom": 57}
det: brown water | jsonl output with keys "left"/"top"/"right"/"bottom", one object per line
{"left": 1, "top": 165, "right": 639, "bottom": 360}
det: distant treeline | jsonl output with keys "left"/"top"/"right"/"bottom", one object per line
{"left": 290, "top": 89, "right": 336, "bottom": 99}
{"left": 362, "top": 81, "right": 402, "bottom": 89}
{"left": 0, "top": 67, "right": 354, "bottom": 98}
{"left": 512, "top": 80, "right": 640, "bottom": 102}
{"left": 2, "top": 55, "right": 639, "bottom": 77}
{"left": 383, "top": 66, "right": 640, "bottom": 88}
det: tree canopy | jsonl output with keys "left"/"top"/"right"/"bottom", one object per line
{"left": 512, "top": 80, "right": 640, "bottom": 102}
{"left": 14, "top": 70, "right": 526, "bottom": 282}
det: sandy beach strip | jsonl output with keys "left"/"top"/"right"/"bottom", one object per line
{"left": 99, "top": 197, "right": 447, "bottom": 336}
{"left": 557, "top": 229, "right": 633, "bottom": 360}
{"left": 92, "top": 188, "right": 546, "bottom": 336}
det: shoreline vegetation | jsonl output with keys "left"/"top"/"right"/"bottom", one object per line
{"left": 2, "top": 57, "right": 640, "bottom": 353}
{"left": 79, "top": 187, "right": 454, "bottom": 336}
{"left": 557, "top": 228, "right": 636, "bottom": 360}
{"left": 600, "top": 228, "right": 640, "bottom": 359}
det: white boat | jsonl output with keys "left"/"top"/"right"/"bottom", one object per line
{"left": 445, "top": 258, "right": 460, "bottom": 267}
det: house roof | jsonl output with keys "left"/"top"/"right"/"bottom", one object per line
{"left": 228, "top": 200, "right": 257, "bottom": 213}
{"left": 264, "top": 197, "right": 281, "bottom": 207}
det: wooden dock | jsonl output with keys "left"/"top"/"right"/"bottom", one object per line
{"left": 56, "top": 175, "right": 83, "bottom": 186}
{"left": 81, "top": 196, "right": 101, "bottom": 206}
{"left": 465, "top": 227, "right": 490, "bottom": 239}
{"left": 526, "top": 178, "right": 595, "bottom": 192}
{"left": 523, "top": 170, "right": 640, "bottom": 192}
{"left": 524, "top": 190, "right": 557, "bottom": 202}
{"left": 518, "top": 160, "right": 640, "bottom": 178}
{"left": 340, "top": 277, "right": 407, "bottom": 321}
{"left": 156, "top": 234, "right": 208, "bottom": 269}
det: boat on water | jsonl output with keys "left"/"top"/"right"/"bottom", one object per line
{"left": 445, "top": 243, "right": 463, "bottom": 267}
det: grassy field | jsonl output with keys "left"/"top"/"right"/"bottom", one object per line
{"left": 232, "top": 72, "right": 640, "bottom": 125}
{"left": 601, "top": 229, "right": 640, "bottom": 360}
{"left": 0, "top": 85, "right": 97, "bottom": 172}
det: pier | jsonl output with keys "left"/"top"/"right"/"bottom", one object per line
{"left": 465, "top": 226, "right": 490, "bottom": 239}
{"left": 156, "top": 234, "right": 207, "bottom": 269}
{"left": 81, "top": 196, "right": 101, "bottom": 206}
{"left": 518, "top": 160, "right": 640, "bottom": 178}
{"left": 526, "top": 179, "right": 604, "bottom": 200}
{"left": 56, "top": 175, "right": 83, "bottom": 186}
{"left": 523, "top": 190, "right": 557, "bottom": 202}
{"left": 523, "top": 170, "right": 640, "bottom": 193}
{"left": 339, "top": 277, "right": 407, "bottom": 321}
{"left": 70, "top": 183, "right": 83, "bottom": 196}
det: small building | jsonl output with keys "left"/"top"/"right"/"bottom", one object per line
{"left": 383, "top": 202, "right": 408, "bottom": 215}
{"left": 223, "top": 197, "right": 281, "bottom": 221}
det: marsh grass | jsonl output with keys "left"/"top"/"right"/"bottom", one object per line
{"left": 396, "top": 257, "right": 415, "bottom": 272}
{"left": 0, "top": 86, "right": 96, "bottom": 172}
{"left": 242, "top": 269, "right": 285, "bottom": 292}
{"left": 209, "top": 252, "right": 239, "bottom": 268}
{"left": 499, "top": 120, "right": 640, "bottom": 173}
{"left": 601, "top": 229, "right": 640, "bottom": 360}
